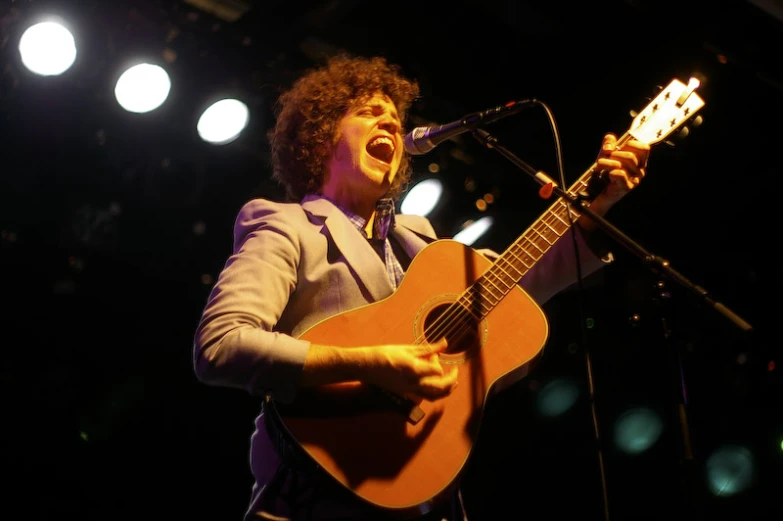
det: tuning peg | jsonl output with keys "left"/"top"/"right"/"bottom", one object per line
{"left": 675, "top": 115, "right": 705, "bottom": 140}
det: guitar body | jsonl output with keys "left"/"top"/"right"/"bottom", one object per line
{"left": 271, "top": 239, "right": 549, "bottom": 516}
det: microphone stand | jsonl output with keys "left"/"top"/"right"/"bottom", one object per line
{"left": 470, "top": 127, "right": 753, "bottom": 521}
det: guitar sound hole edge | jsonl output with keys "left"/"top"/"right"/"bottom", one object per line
{"left": 415, "top": 294, "right": 488, "bottom": 364}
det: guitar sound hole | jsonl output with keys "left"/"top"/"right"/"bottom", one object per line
{"left": 422, "top": 303, "right": 481, "bottom": 355}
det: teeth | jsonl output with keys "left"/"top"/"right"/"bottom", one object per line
{"left": 366, "top": 136, "right": 395, "bottom": 163}
{"left": 369, "top": 136, "right": 394, "bottom": 149}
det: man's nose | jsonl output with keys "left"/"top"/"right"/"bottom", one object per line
{"left": 379, "top": 117, "right": 400, "bottom": 134}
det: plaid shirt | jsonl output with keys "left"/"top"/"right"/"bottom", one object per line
{"left": 321, "top": 195, "right": 405, "bottom": 290}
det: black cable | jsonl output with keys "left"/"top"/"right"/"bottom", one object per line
{"left": 537, "top": 100, "right": 612, "bottom": 521}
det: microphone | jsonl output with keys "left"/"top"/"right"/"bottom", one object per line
{"left": 404, "top": 99, "right": 536, "bottom": 155}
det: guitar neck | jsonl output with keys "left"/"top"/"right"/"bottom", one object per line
{"left": 459, "top": 75, "right": 707, "bottom": 317}
{"left": 458, "top": 131, "right": 637, "bottom": 319}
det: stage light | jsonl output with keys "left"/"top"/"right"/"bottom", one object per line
{"left": 612, "top": 406, "right": 663, "bottom": 455}
{"left": 18, "top": 21, "right": 77, "bottom": 76}
{"left": 453, "top": 216, "right": 494, "bottom": 246}
{"left": 196, "top": 98, "right": 249, "bottom": 145}
{"left": 400, "top": 178, "right": 443, "bottom": 216}
{"left": 114, "top": 63, "right": 171, "bottom": 114}
{"left": 706, "top": 444, "right": 755, "bottom": 496}
{"left": 535, "top": 377, "right": 579, "bottom": 418}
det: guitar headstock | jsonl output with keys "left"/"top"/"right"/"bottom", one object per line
{"left": 628, "top": 77, "right": 705, "bottom": 146}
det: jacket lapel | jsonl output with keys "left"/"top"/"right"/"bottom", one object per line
{"left": 301, "top": 195, "right": 394, "bottom": 301}
{"left": 391, "top": 214, "right": 437, "bottom": 261}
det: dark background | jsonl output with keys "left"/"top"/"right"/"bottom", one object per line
{"left": 1, "top": 0, "right": 781, "bottom": 520}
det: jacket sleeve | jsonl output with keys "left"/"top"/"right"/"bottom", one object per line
{"left": 192, "top": 199, "right": 311, "bottom": 403}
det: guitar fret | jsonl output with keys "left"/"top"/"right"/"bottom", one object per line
{"left": 509, "top": 244, "right": 536, "bottom": 268}
{"left": 460, "top": 288, "right": 494, "bottom": 316}
{"left": 552, "top": 205, "right": 580, "bottom": 229}
{"left": 472, "top": 282, "right": 499, "bottom": 305}
{"left": 533, "top": 224, "right": 556, "bottom": 246}
{"left": 500, "top": 252, "right": 529, "bottom": 280}
{"left": 493, "top": 257, "right": 524, "bottom": 281}
{"left": 492, "top": 271, "right": 514, "bottom": 289}
{"left": 482, "top": 272, "right": 511, "bottom": 293}
{"left": 478, "top": 278, "right": 504, "bottom": 300}
{"left": 478, "top": 262, "right": 521, "bottom": 306}
{"left": 490, "top": 267, "right": 518, "bottom": 290}
{"left": 551, "top": 210, "right": 568, "bottom": 227}
{"left": 524, "top": 234, "right": 546, "bottom": 254}
{"left": 544, "top": 213, "right": 568, "bottom": 235}
{"left": 540, "top": 219, "right": 562, "bottom": 239}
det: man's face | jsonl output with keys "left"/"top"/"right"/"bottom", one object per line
{"left": 323, "top": 93, "right": 403, "bottom": 207}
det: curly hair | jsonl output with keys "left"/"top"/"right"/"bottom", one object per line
{"left": 267, "top": 53, "right": 420, "bottom": 201}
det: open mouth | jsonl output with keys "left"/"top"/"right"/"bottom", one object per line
{"left": 366, "top": 136, "right": 395, "bottom": 164}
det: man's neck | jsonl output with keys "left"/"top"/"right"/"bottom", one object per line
{"left": 320, "top": 179, "right": 386, "bottom": 223}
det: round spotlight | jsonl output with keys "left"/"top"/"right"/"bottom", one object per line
{"left": 453, "top": 216, "right": 494, "bottom": 246}
{"left": 19, "top": 21, "right": 77, "bottom": 76}
{"left": 706, "top": 444, "right": 755, "bottom": 497}
{"left": 114, "top": 63, "right": 171, "bottom": 114}
{"left": 613, "top": 406, "right": 663, "bottom": 455}
{"left": 536, "top": 378, "right": 579, "bottom": 418}
{"left": 400, "top": 178, "right": 443, "bottom": 216}
{"left": 197, "top": 98, "right": 250, "bottom": 145}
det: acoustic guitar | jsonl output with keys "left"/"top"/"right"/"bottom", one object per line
{"left": 268, "top": 77, "right": 705, "bottom": 517}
